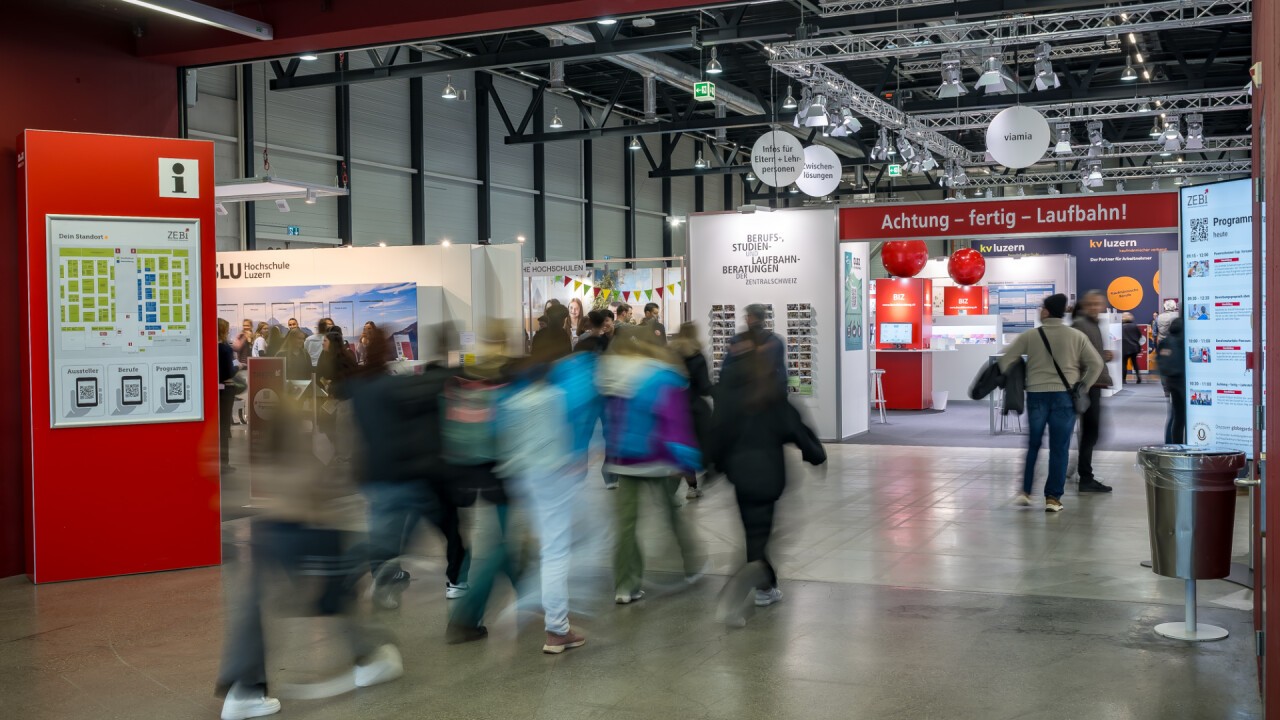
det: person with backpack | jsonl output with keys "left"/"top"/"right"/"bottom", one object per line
{"left": 598, "top": 325, "right": 705, "bottom": 605}
{"left": 497, "top": 335, "right": 598, "bottom": 653}
{"left": 669, "top": 322, "right": 714, "bottom": 500}
{"left": 711, "top": 332, "right": 826, "bottom": 624}
{"left": 442, "top": 321, "right": 520, "bottom": 643}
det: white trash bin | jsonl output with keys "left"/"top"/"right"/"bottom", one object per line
{"left": 932, "top": 391, "right": 949, "bottom": 410}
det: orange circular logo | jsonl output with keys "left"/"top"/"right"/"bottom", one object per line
{"left": 1107, "top": 276, "right": 1144, "bottom": 311}
{"left": 1153, "top": 270, "right": 1161, "bottom": 294}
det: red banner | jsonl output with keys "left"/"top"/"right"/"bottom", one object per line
{"left": 943, "top": 286, "right": 989, "bottom": 315}
{"left": 840, "top": 193, "right": 1178, "bottom": 241}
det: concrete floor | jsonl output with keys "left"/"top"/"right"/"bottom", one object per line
{"left": 0, "top": 441, "right": 1263, "bottom": 719}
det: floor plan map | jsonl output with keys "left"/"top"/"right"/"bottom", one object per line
{"left": 48, "top": 216, "right": 203, "bottom": 427}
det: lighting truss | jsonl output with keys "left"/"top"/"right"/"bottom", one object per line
{"left": 774, "top": 63, "right": 971, "bottom": 160}
{"left": 961, "top": 159, "right": 1251, "bottom": 188}
{"left": 912, "top": 90, "right": 1251, "bottom": 131}
{"left": 819, "top": 0, "right": 955, "bottom": 16}
{"left": 971, "top": 135, "right": 1251, "bottom": 167}
{"left": 899, "top": 40, "right": 1120, "bottom": 74}
{"left": 770, "top": 0, "right": 1250, "bottom": 66}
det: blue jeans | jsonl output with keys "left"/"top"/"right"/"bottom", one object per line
{"left": 1023, "top": 391, "right": 1077, "bottom": 499}
{"left": 362, "top": 481, "right": 442, "bottom": 582}
{"left": 518, "top": 466, "right": 584, "bottom": 634}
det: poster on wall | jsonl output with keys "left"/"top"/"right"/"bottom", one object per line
{"left": 844, "top": 250, "right": 864, "bottom": 350}
{"left": 979, "top": 233, "right": 1175, "bottom": 324}
{"left": 217, "top": 282, "right": 418, "bottom": 359}
{"left": 47, "top": 215, "right": 203, "bottom": 428}
{"left": 523, "top": 264, "right": 685, "bottom": 340}
{"left": 1181, "top": 179, "right": 1254, "bottom": 457}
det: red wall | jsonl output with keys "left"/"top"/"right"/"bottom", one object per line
{"left": 0, "top": 2, "right": 179, "bottom": 577}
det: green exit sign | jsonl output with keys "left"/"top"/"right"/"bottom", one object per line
{"left": 694, "top": 81, "right": 716, "bottom": 102}
{"left": 887, "top": 164, "right": 903, "bottom": 178}
{"left": 287, "top": 225, "right": 301, "bottom": 236}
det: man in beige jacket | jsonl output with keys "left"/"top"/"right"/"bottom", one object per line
{"left": 998, "top": 294, "right": 1104, "bottom": 512}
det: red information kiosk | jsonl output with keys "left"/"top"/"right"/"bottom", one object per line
{"left": 17, "top": 130, "right": 220, "bottom": 583}
{"left": 874, "top": 277, "right": 934, "bottom": 410}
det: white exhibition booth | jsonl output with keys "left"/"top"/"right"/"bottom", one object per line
{"left": 215, "top": 243, "right": 524, "bottom": 359}
{"left": 687, "top": 208, "right": 869, "bottom": 441}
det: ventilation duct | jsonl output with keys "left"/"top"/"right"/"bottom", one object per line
{"left": 548, "top": 37, "right": 566, "bottom": 89}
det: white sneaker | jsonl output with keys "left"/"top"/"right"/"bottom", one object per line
{"left": 354, "top": 644, "right": 403, "bottom": 688}
{"left": 754, "top": 587, "right": 784, "bottom": 607}
{"left": 614, "top": 590, "right": 645, "bottom": 604}
{"left": 221, "top": 684, "right": 281, "bottom": 720}
{"left": 1013, "top": 492, "right": 1033, "bottom": 506}
{"left": 445, "top": 582, "right": 469, "bottom": 600}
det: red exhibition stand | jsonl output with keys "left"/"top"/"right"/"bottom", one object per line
{"left": 17, "top": 130, "right": 220, "bottom": 583}
{"left": 943, "top": 285, "right": 989, "bottom": 315}
{"left": 875, "top": 277, "right": 934, "bottom": 410}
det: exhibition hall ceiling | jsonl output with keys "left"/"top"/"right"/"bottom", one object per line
{"left": 80, "top": 0, "right": 1252, "bottom": 188}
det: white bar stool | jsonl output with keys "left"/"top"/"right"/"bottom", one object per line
{"left": 870, "top": 369, "right": 889, "bottom": 424}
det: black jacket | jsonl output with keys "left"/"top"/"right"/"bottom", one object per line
{"left": 712, "top": 360, "right": 825, "bottom": 504}
{"left": 1157, "top": 320, "right": 1186, "bottom": 382}
{"left": 680, "top": 349, "right": 714, "bottom": 458}
{"left": 969, "top": 356, "right": 1027, "bottom": 415}
{"left": 573, "top": 333, "right": 609, "bottom": 354}
{"left": 346, "top": 363, "right": 459, "bottom": 485}
{"left": 1122, "top": 321, "right": 1143, "bottom": 356}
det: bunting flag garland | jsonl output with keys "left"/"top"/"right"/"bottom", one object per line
{"left": 564, "top": 276, "right": 573, "bottom": 287}
{"left": 550, "top": 277, "right": 684, "bottom": 298}
{"left": 603, "top": 289, "right": 612, "bottom": 301}
{"left": 667, "top": 284, "right": 676, "bottom": 295}
{"left": 573, "top": 280, "right": 582, "bottom": 292}
{"left": 656, "top": 286, "right": 664, "bottom": 298}
{"left": 645, "top": 289, "right": 654, "bottom": 301}
{"left": 593, "top": 287, "right": 602, "bottom": 298}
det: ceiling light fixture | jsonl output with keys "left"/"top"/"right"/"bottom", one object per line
{"left": 597, "top": 17, "right": 618, "bottom": 26}
{"left": 1143, "top": 69, "right": 1151, "bottom": 80}
{"left": 1121, "top": 63, "right": 1138, "bottom": 82}
{"left": 975, "top": 48, "right": 1016, "bottom": 95}
{"left": 517, "top": 235, "right": 526, "bottom": 243}
{"left": 442, "top": 75, "right": 458, "bottom": 100}
{"left": 782, "top": 85, "right": 798, "bottom": 110}
{"left": 275, "top": 199, "right": 290, "bottom": 213}
{"left": 1128, "top": 33, "right": 1137, "bottom": 43}
{"left": 629, "top": 137, "right": 642, "bottom": 151}
{"left": 895, "top": 133, "right": 918, "bottom": 162}
{"left": 705, "top": 47, "right": 723, "bottom": 75}
{"left": 804, "top": 93, "right": 830, "bottom": 127}
{"left": 549, "top": 108, "right": 564, "bottom": 129}
{"left": 937, "top": 53, "right": 968, "bottom": 97}
{"left": 441, "top": 239, "right": 451, "bottom": 247}
{"left": 1135, "top": 52, "right": 1144, "bottom": 63}
{"left": 1184, "top": 113, "right": 1205, "bottom": 150}
{"left": 1053, "top": 123, "right": 1072, "bottom": 154}
{"left": 119, "top": 0, "right": 274, "bottom": 40}
{"left": 1033, "top": 43, "right": 1060, "bottom": 91}
{"left": 304, "top": 188, "right": 317, "bottom": 205}
{"left": 1162, "top": 114, "right": 1184, "bottom": 152}
{"left": 694, "top": 152, "right": 709, "bottom": 170}
{"left": 1149, "top": 119, "right": 1164, "bottom": 138}
{"left": 829, "top": 107, "right": 862, "bottom": 137}
{"left": 1086, "top": 121, "right": 1108, "bottom": 158}
{"left": 789, "top": 184, "right": 800, "bottom": 194}
{"left": 299, "top": 53, "right": 319, "bottom": 61}
{"left": 871, "top": 127, "right": 890, "bottom": 162}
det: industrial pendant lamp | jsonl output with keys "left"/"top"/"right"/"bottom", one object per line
{"left": 705, "top": 47, "right": 723, "bottom": 75}
{"left": 694, "top": 152, "right": 709, "bottom": 170}
{"left": 629, "top": 137, "right": 642, "bottom": 151}
{"left": 782, "top": 85, "right": 798, "bottom": 110}
{"left": 549, "top": 108, "right": 564, "bottom": 129}
{"left": 1149, "top": 119, "right": 1163, "bottom": 138}
{"left": 441, "top": 75, "right": 458, "bottom": 100}
{"left": 804, "top": 94, "right": 830, "bottom": 127}
{"left": 1120, "top": 62, "right": 1138, "bottom": 82}
{"left": 1053, "top": 124, "right": 1072, "bottom": 155}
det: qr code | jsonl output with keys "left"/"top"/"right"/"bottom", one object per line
{"left": 1191, "top": 218, "right": 1208, "bottom": 242}
{"left": 124, "top": 383, "right": 141, "bottom": 400}
{"left": 78, "top": 384, "right": 96, "bottom": 403}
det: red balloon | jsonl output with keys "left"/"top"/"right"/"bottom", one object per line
{"left": 948, "top": 247, "right": 987, "bottom": 286}
{"left": 881, "top": 240, "right": 929, "bottom": 278}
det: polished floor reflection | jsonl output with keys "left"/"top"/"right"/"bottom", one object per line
{"left": 1, "top": 443, "right": 1262, "bottom": 719}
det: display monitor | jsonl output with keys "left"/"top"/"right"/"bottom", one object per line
{"left": 880, "top": 322, "right": 913, "bottom": 345}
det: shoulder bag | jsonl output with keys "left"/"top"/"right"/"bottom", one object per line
{"left": 1037, "top": 327, "right": 1090, "bottom": 414}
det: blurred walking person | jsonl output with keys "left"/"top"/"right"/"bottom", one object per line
{"left": 1121, "top": 312, "right": 1143, "bottom": 384}
{"left": 1072, "top": 291, "right": 1114, "bottom": 493}
{"left": 599, "top": 326, "right": 705, "bottom": 604}
{"left": 499, "top": 337, "right": 598, "bottom": 652}
{"left": 1000, "top": 294, "right": 1104, "bottom": 512}
{"left": 216, "top": 397, "right": 401, "bottom": 720}
{"left": 216, "top": 318, "right": 241, "bottom": 474}
{"left": 1157, "top": 317, "right": 1187, "bottom": 443}
{"left": 723, "top": 304, "right": 786, "bottom": 394}
{"left": 712, "top": 332, "right": 826, "bottom": 624}
{"left": 669, "top": 322, "right": 714, "bottom": 499}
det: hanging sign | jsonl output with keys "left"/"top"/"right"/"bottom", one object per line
{"left": 750, "top": 130, "right": 803, "bottom": 188}
{"left": 523, "top": 261, "right": 587, "bottom": 275}
{"left": 887, "top": 164, "right": 903, "bottom": 178}
{"left": 795, "top": 144, "right": 842, "bottom": 197}
{"left": 985, "top": 105, "right": 1050, "bottom": 169}
{"left": 694, "top": 81, "right": 716, "bottom": 102}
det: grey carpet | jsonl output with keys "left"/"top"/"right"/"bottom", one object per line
{"left": 847, "top": 377, "right": 1171, "bottom": 452}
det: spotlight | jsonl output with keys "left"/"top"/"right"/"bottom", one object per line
{"left": 1016, "top": 186, "right": 1026, "bottom": 197}
{"left": 975, "top": 49, "right": 1015, "bottom": 94}
{"left": 895, "top": 134, "right": 918, "bottom": 162}
{"left": 1033, "top": 43, "right": 1060, "bottom": 91}
{"left": 1184, "top": 113, "right": 1205, "bottom": 150}
{"left": 705, "top": 47, "right": 723, "bottom": 75}
{"left": 985, "top": 188, "right": 995, "bottom": 199}
{"left": 442, "top": 75, "right": 458, "bottom": 100}
{"left": 694, "top": 152, "right": 709, "bottom": 170}
{"left": 1087, "top": 163, "right": 1103, "bottom": 183}
{"left": 782, "top": 85, "right": 798, "bottom": 110}
{"left": 870, "top": 127, "right": 890, "bottom": 162}
{"left": 1162, "top": 115, "right": 1183, "bottom": 152}
{"left": 1149, "top": 119, "right": 1163, "bottom": 138}
{"left": 1121, "top": 63, "right": 1138, "bottom": 82}
{"left": 804, "top": 93, "right": 830, "bottom": 128}
{"left": 275, "top": 199, "right": 290, "bottom": 213}
{"left": 377, "top": 241, "right": 387, "bottom": 247}
{"left": 792, "top": 88, "right": 812, "bottom": 128}
{"left": 517, "top": 235, "right": 526, "bottom": 243}
{"left": 920, "top": 154, "right": 938, "bottom": 172}
{"left": 1152, "top": 180, "right": 1162, "bottom": 190}
{"left": 597, "top": 18, "right": 617, "bottom": 25}
{"left": 745, "top": 171, "right": 755, "bottom": 182}
{"left": 1048, "top": 186, "right": 1061, "bottom": 195}
{"left": 1174, "top": 175, "right": 1185, "bottom": 186}
{"left": 299, "top": 53, "right": 319, "bottom": 62}
{"left": 789, "top": 184, "right": 800, "bottom": 194}
{"left": 1116, "top": 180, "right": 1126, "bottom": 192}
{"left": 828, "top": 107, "right": 862, "bottom": 137}
{"left": 1139, "top": 102, "right": 1152, "bottom": 113}
{"left": 549, "top": 108, "right": 564, "bottom": 129}
{"left": 937, "top": 53, "right": 967, "bottom": 98}
{"left": 214, "top": 202, "right": 228, "bottom": 215}
{"left": 1053, "top": 123, "right": 1072, "bottom": 154}
{"left": 441, "top": 239, "right": 451, "bottom": 247}
{"left": 629, "top": 137, "right": 642, "bottom": 151}
{"left": 1086, "top": 121, "right": 1107, "bottom": 158}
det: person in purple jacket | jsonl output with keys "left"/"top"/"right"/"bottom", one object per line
{"left": 597, "top": 325, "right": 706, "bottom": 605}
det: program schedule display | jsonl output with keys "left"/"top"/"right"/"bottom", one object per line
{"left": 48, "top": 216, "right": 203, "bottom": 428}
{"left": 1180, "top": 180, "right": 1253, "bottom": 456}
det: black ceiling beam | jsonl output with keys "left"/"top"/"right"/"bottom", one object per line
{"left": 507, "top": 114, "right": 774, "bottom": 145}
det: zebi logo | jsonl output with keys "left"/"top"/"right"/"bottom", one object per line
{"left": 1186, "top": 189, "right": 1209, "bottom": 207}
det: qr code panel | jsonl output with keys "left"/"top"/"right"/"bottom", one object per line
{"left": 78, "top": 384, "right": 96, "bottom": 402}
{"left": 124, "top": 383, "right": 141, "bottom": 399}
{"left": 1191, "top": 218, "right": 1208, "bottom": 242}
{"left": 168, "top": 379, "right": 184, "bottom": 395}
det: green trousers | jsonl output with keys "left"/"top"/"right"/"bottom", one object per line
{"left": 613, "top": 474, "right": 704, "bottom": 594}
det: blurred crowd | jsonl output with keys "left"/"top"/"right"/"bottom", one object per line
{"left": 214, "top": 302, "right": 826, "bottom": 720}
